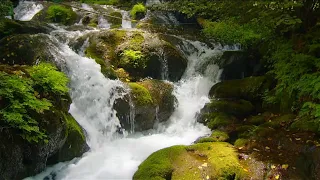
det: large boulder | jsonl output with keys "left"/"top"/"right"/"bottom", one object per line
{"left": 133, "top": 142, "right": 248, "bottom": 180}
{"left": 0, "top": 18, "right": 52, "bottom": 40}
{"left": 0, "top": 64, "right": 88, "bottom": 180}
{"left": 0, "top": 34, "right": 52, "bottom": 65}
{"left": 209, "top": 76, "right": 273, "bottom": 102}
{"left": 84, "top": 29, "right": 187, "bottom": 81}
{"left": 114, "top": 79, "right": 175, "bottom": 132}
{"left": 32, "top": 3, "right": 78, "bottom": 25}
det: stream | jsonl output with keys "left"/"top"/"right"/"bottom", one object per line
{"left": 14, "top": 1, "right": 235, "bottom": 179}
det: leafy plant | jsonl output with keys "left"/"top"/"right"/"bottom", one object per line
{"left": 130, "top": 3, "right": 146, "bottom": 20}
{"left": 120, "top": 49, "right": 146, "bottom": 69}
{"left": 0, "top": 72, "right": 51, "bottom": 143}
{"left": 28, "top": 63, "right": 69, "bottom": 95}
{"left": 0, "top": 0, "right": 13, "bottom": 18}
{"left": 0, "top": 63, "right": 69, "bottom": 143}
{"left": 46, "top": 5, "right": 77, "bottom": 25}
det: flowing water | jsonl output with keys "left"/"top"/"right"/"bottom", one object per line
{"left": 15, "top": 2, "right": 231, "bottom": 179}
{"left": 14, "top": 1, "right": 43, "bottom": 21}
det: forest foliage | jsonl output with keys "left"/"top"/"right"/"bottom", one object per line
{"left": 158, "top": 0, "right": 320, "bottom": 126}
{"left": 0, "top": 63, "right": 69, "bottom": 143}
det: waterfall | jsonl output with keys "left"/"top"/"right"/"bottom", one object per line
{"left": 121, "top": 11, "right": 132, "bottom": 29}
{"left": 14, "top": 1, "right": 43, "bottom": 21}
{"left": 97, "top": 16, "right": 111, "bottom": 29}
{"left": 18, "top": 1, "right": 233, "bottom": 180}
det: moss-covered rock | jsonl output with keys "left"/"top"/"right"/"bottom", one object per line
{"left": 107, "top": 11, "right": 122, "bottom": 28}
{"left": 205, "top": 112, "right": 237, "bottom": 130}
{"left": 206, "top": 99, "right": 254, "bottom": 118}
{"left": 0, "top": 34, "right": 52, "bottom": 65}
{"left": 196, "top": 130, "right": 229, "bottom": 143}
{"left": 0, "top": 64, "right": 88, "bottom": 179}
{"left": 84, "top": 29, "right": 187, "bottom": 81}
{"left": 138, "top": 79, "right": 175, "bottom": 122}
{"left": 0, "top": 18, "right": 52, "bottom": 40}
{"left": 234, "top": 138, "right": 249, "bottom": 148}
{"left": 46, "top": 5, "right": 77, "bottom": 25}
{"left": 115, "top": 80, "right": 175, "bottom": 132}
{"left": 290, "top": 117, "right": 319, "bottom": 133}
{"left": 209, "top": 76, "right": 273, "bottom": 102}
{"left": 134, "top": 142, "right": 248, "bottom": 180}
{"left": 130, "top": 3, "right": 146, "bottom": 20}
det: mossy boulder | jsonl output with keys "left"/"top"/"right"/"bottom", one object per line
{"left": 0, "top": 18, "right": 52, "bottom": 40}
{"left": 200, "top": 112, "right": 237, "bottom": 130}
{"left": 204, "top": 99, "right": 254, "bottom": 118}
{"left": 0, "top": 34, "right": 52, "bottom": 65}
{"left": 138, "top": 79, "right": 175, "bottom": 122}
{"left": 115, "top": 79, "right": 175, "bottom": 132}
{"left": 84, "top": 29, "right": 187, "bottom": 81}
{"left": 196, "top": 130, "right": 229, "bottom": 143}
{"left": 0, "top": 65, "right": 88, "bottom": 179}
{"left": 133, "top": 142, "right": 248, "bottom": 180}
{"left": 130, "top": 3, "right": 147, "bottom": 20}
{"left": 209, "top": 76, "right": 273, "bottom": 102}
{"left": 33, "top": 4, "right": 78, "bottom": 25}
{"left": 107, "top": 11, "right": 122, "bottom": 28}
{"left": 290, "top": 117, "right": 319, "bottom": 133}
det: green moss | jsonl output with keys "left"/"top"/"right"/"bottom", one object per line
{"left": 138, "top": 79, "right": 173, "bottom": 107}
{"left": 134, "top": 142, "right": 247, "bottom": 180}
{"left": 46, "top": 5, "right": 77, "bottom": 25}
{"left": 210, "top": 130, "right": 229, "bottom": 141}
{"left": 206, "top": 112, "right": 235, "bottom": 130}
{"left": 130, "top": 3, "right": 146, "bottom": 20}
{"left": 247, "top": 115, "right": 265, "bottom": 125}
{"left": 197, "top": 131, "right": 229, "bottom": 143}
{"left": 290, "top": 118, "right": 319, "bottom": 133}
{"left": 85, "top": 43, "right": 116, "bottom": 78}
{"left": 208, "top": 99, "right": 254, "bottom": 117}
{"left": 119, "top": 49, "right": 147, "bottom": 71}
{"left": 129, "top": 32, "right": 144, "bottom": 50}
{"left": 209, "top": 76, "right": 272, "bottom": 101}
{"left": 64, "top": 113, "right": 85, "bottom": 141}
{"left": 133, "top": 145, "right": 185, "bottom": 180}
{"left": 234, "top": 138, "right": 249, "bottom": 148}
{"left": 128, "top": 83, "right": 153, "bottom": 106}
{"left": 80, "top": 0, "right": 119, "bottom": 5}
{"left": 108, "top": 11, "right": 122, "bottom": 28}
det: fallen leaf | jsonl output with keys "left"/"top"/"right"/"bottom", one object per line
{"left": 271, "top": 165, "right": 276, "bottom": 169}
{"left": 275, "top": 174, "right": 280, "bottom": 179}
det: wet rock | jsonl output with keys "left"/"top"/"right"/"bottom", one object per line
{"left": 0, "top": 18, "right": 52, "bottom": 40}
{"left": 84, "top": 29, "right": 187, "bottom": 81}
{"left": 0, "top": 34, "right": 52, "bottom": 65}
{"left": 0, "top": 65, "right": 88, "bottom": 180}
{"left": 114, "top": 79, "right": 175, "bottom": 132}
{"left": 133, "top": 142, "right": 249, "bottom": 180}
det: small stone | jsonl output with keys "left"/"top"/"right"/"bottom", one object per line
{"left": 202, "top": 163, "right": 208, "bottom": 167}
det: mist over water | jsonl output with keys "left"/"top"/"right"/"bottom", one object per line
{"left": 17, "top": 2, "right": 231, "bottom": 179}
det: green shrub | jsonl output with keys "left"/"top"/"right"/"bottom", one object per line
{"left": 28, "top": 63, "right": 69, "bottom": 95}
{"left": 0, "top": 0, "right": 13, "bottom": 17}
{"left": 130, "top": 3, "right": 146, "bottom": 20}
{"left": 120, "top": 49, "right": 146, "bottom": 70}
{"left": 0, "top": 71, "right": 51, "bottom": 143}
{"left": 0, "top": 63, "right": 69, "bottom": 143}
{"left": 46, "top": 5, "right": 77, "bottom": 25}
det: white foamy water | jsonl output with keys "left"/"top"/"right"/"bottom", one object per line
{"left": 21, "top": 3, "right": 230, "bottom": 179}
{"left": 14, "top": 1, "right": 43, "bottom": 21}
{"left": 121, "top": 11, "right": 132, "bottom": 29}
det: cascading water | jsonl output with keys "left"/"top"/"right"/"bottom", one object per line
{"left": 17, "top": 1, "right": 233, "bottom": 179}
{"left": 14, "top": 1, "right": 44, "bottom": 21}
{"left": 121, "top": 10, "right": 132, "bottom": 29}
